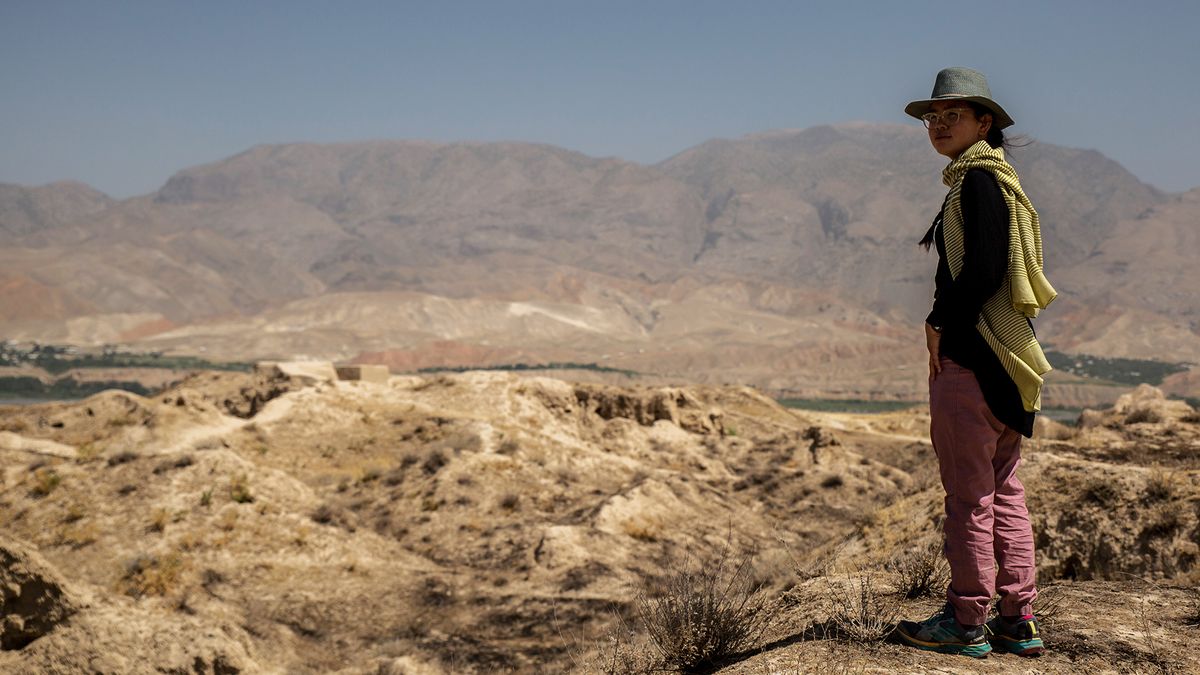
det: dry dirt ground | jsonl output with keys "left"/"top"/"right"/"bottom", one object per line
{"left": 0, "top": 370, "right": 1197, "bottom": 674}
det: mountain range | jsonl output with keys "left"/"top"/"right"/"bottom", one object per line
{"left": 2, "top": 123, "right": 1197, "bottom": 405}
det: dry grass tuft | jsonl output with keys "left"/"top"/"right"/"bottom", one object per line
{"left": 148, "top": 507, "right": 170, "bottom": 533}
{"left": 886, "top": 539, "right": 949, "bottom": 599}
{"left": 1184, "top": 588, "right": 1200, "bottom": 628}
{"left": 30, "top": 468, "right": 62, "bottom": 497}
{"left": 1141, "top": 504, "right": 1183, "bottom": 539}
{"left": 63, "top": 501, "right": 86, "bottom": 523}
{"left": 1144, "top": 467, "right": 1180, "bottom": 503}
{"left": 57, "top": 521, "right": 99, "bottom": 548}
{"left": 75, "top": 442, "right": 102, "bottom": 462}
{"left": 121, "top": 552, "right": 186, "bottom": 598}
{"left": 824, "top": 570, "right": 899, "bottom": 642}
{"left": 228, "top": 474, "right": 253, "bottom": 504}
{"left": 1138, "top": 591, "right": 1181, "bottom": 674}
{"left": 621, "top": 515, "right": 661, "bottom": 543}
{"left": 1034, "top": 583, "right": 1068, "bottom": 628}
{"left": 1082, "top": 478, "right": 1121, "bottom": 507}
{"left": 635, "top": 547, "right": 777, "bottom": 673}
{"left": 562, "top": 607, "right": 660, "bottom": 675}
{"left": 106, "top": 451, "right": 138, "bottom": 466}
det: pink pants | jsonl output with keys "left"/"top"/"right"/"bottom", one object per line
{"left": 930, "top": 356, "right": 1037, "bottom": 625}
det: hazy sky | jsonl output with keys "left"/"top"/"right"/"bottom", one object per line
{"left": 3, "top": 1, "right": 1199, "bottom": 197}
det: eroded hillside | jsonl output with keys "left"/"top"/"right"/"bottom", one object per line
{"left": 0, "top": 372, "right": 1197, "bottom": 673}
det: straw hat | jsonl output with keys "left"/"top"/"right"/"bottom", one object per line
{"left": 905, "top": 67, "right": 1014, "bottom": 129}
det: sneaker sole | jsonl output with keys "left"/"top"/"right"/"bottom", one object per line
{"left": 989, "top": 635, "right": 1045, "bottom": 657}
{"left": 897, "top": 627, "right": 992, "bottom": 658}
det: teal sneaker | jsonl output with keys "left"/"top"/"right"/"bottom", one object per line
{"left": 897, "top": 603, "right": 992, "bottom": 658}
{"left": 986, "top": 615, "right": 1045, "bottom": 656}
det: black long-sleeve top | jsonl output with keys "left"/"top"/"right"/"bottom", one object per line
{"left": 926, "top": 168, "right": 1036, "bottom": 438}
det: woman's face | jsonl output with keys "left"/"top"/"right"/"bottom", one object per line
{"left": 926, "top": 100, "right": 992, "bottom": 158}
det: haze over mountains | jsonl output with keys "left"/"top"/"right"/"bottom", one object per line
{"left": 2, "top": 123, "right": 1198, "bottom": 404}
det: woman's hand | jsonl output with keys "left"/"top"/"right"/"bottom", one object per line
{"left": 925, "top": 322, "right": 942, "bottom": 379}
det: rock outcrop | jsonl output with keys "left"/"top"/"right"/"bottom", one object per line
{"left": 0, "top": 535, "right": 77, "bottom": 650}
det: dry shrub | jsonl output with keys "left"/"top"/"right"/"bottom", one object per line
{"left": 106, "top": 451, "right": 138, "bottom": 466}
{"left": 1144, "top": 468, "right": 1180, "bottom": 503}
{"left": 228, "top": 473, "right": 253, "bottom": 503}
{"left": 1141, "top": 504, "right": 1183, "bottom": 538}
{"left": 75, "top": 442, "right": 101, "bottom": 462}
{"left": 422, "top": 449, "right": 448, "bottom": 475}
{"left": 820, "top": 474, "right": 845, "bottom": 489}
{"left": 824, "top": 570, "right": 899, "bottom": 642}
{"left": 58, "top": 521, "right": 98, "bottom": 548}
{"left": 805, "top": 641, "right": 869, "bottom": 675}
{"left": 63, "top": 502, "right": 86, "bottom": 523}
{"left": 1137, "top": 591, "right": 1180, "bottom": 674}
{"left": 1034, "top": 583, "right": 1068, "bottom": 628}
{"left": 563, "top": 608, "right": 660, "bottom": 675}
{"left": 886, "top": 539, "right": 949, "bottom": 599}
{"left": 1185, "top": 588, "right": 1200, "bottom": 627}
{"left": 635, "top": 548, "right": 777, "bottom": 672}
{"left": 1125, "top": 408, "right": 1162, "bottom": 425}
{"left": 1083, "top": 479, "right": 1122, "bottom": 507}
{"left": 621, "top": 516, "right": 661, "bottom": 543}
{"left": 29, "top": 468, "right": 62, "bottom": 498}
{"left": 148, "top": 507, "right": 169, "bottom": 533}
{"left": 121, "top": 552, "right": 186, "bottom": 598}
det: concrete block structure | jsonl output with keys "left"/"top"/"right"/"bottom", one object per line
{"left": 335, "top": 365, "right": 390, "bottom": 383}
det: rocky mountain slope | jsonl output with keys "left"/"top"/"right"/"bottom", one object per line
{"left": 1, "top": 125, "right": 1197, "bottom": 403}
{"left": 1, "top": 372, "right": 1197, "bottom": 673}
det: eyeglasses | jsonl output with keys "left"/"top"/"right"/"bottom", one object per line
{"left": 920, "top": 108, "right": 974, "bottom": 129}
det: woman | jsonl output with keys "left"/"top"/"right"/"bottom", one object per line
{"left": 895, "top": 67, "right": 1056, "bottom": 658}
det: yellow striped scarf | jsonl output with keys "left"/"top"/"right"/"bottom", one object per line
{"left": 940, "top": 140, "right": 1057, "bottom": 412}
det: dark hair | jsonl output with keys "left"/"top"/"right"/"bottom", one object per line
{"left": 965, "top": 102, "right": 1031, "bottom": 152}
{"left": 965, "top": 102, "right": 1006, "bottom": 149}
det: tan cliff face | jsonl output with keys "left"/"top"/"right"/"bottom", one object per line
{"left": 2, "top": 124, "right": 1198, "bottom": 405}
{"left": 1, "top": 371, "right": 1198, "bottom": 673}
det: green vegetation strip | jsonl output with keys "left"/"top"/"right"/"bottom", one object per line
{"left": 0, "top": 376, "right": 152, "bottom": 401}
{"left": 777, "top": 398, "right": 921, "bottom": 413}
{"left": 1044, "top": 350, "right": 1189, "bottom": 387}
{"left": 1, "top": 341, "right": 252, "bottom": 402}
{"left": 20, "top": 354, "right": 249, "bottom": 375}
{"left": 415, "top": 362, "right": 639, "bottom": 377}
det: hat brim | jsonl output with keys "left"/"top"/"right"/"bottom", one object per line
{"left": 905, "top": 95, "right": 1015, "bottom": 130}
